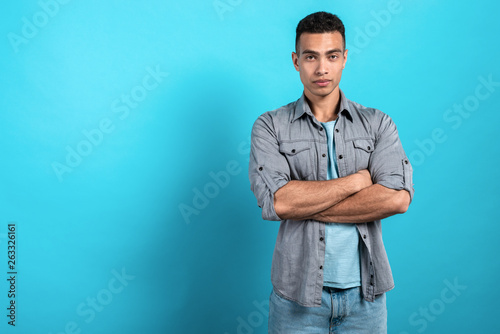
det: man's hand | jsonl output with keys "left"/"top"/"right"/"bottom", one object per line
{"left": 354, "top": 169, "right": 373, "bottom": 191}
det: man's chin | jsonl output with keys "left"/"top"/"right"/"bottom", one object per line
{"left": 307, "top": 87, "right": 335, "bottom": 98}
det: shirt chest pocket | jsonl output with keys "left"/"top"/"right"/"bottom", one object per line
{"left": 352, "top": 139, "right": 374, "bottom": 170}
{"left": 279, "top": 141, "right": 314, "bottom": 180}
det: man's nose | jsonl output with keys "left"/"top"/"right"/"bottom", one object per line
{"left": 315, "top": 58, "right": 328, "bottom": 76}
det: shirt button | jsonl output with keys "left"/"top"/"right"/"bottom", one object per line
{"left": 363, "top": 234, "right": 367, "bottom": 239}
{"left": 404, "top": 159, "right": 409, "bottom": 164}
{"left": 322, "top": 153, "right": 326, "bottom": 157}
{"left": 335, "top": 129, "right": 339, "bottom": 133}
{"left": 258, "top": 167, "right": 263, "bottom": 171}
{"left": 319, "top": 128, "right": 323, "bottom": 131}
{"left": 370, "top": 262, "right": 373, "bottom": 266}
{"left": 291, "top": 149, "right": 296, "bottom": 153}
{"left": 367, "top": 146, "right": 371, "bottom": 150}
{"left": 371, "top": 274, "right": 374, "bottom": 278}
{"left": 319, "top": 265, "right": 323, "bottom": 270}
{"left": 320, "top": 237, "right": 324, "bottom": 241}
{"left": 338, "top": 155, "right": 343, "bottom": 159}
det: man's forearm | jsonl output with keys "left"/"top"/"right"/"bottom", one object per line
{"left": 303, "top": 184, "right": 411, "bottom": 223}
{"left": 274, "top": 170, "right": 372, "bottom": 220}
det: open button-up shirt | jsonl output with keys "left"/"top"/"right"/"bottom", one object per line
{"left": 248, "top": 90, "right": 414, "bottom": 307}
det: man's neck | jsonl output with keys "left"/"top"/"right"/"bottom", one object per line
{"left": 304, "top": 88, "right": 341, "bottom": 123}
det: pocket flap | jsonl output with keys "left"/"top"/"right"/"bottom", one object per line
{"left": 352, "top": 139, "right": 374, "bottom": 153}
{"left": 279, "top": 141, "right": 311, "bottom": 155}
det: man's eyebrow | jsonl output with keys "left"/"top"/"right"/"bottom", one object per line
{"left": 301, "top": 49, "right": 343, "bottom": 55}
{"left": 325, "top": 48, "right": 343, "bottom": 54}
{"left": 301, "top": 49, "right": 320, "bottom": 55}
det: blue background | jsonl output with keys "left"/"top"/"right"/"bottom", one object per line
{"left": 1, "top": 0, "right": 499, "bottom": 333}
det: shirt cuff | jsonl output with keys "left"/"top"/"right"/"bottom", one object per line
{"left": 375, "top": 158, "right": 414, "bottom": 203}
{"left": 257, "top": 165, "right": 289, "bottom": 221}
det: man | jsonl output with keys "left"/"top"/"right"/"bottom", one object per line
{"left": 248, "top": 12, "right": 414, "bottom": 333}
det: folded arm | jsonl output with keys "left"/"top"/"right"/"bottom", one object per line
{"left": 274, "top": 169, "right": 373, "bottom": 220}
{"left": 302, "top": 184, "right": 410, "bottom": 223}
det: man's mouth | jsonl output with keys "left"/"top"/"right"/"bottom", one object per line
{"left": 314, "top": 80, "right": 331, "bottom": 87}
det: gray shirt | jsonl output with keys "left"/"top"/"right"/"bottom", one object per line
{"left": 248, "top": 90, "right": 414, "bottom": 307}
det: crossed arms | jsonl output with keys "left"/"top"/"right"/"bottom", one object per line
{"left": 249, "top": 112, "right": 414, "bottom": 223}
{"left": 273, "top": 170, "right": 410, "bottom": 223}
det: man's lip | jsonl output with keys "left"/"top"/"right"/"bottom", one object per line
{"left": 314, "top": 80, "right": 331, "bottom": 86}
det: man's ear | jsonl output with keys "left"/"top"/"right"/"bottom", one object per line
{"left": 342, "top": 49, "right": 348, "bottom": 70}
{"left": 292, "top": 51, "right": 300, "bottom": 71}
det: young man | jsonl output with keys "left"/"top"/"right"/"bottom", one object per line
{"left": 248, "top": 12, "right": 414, "bottom": 333}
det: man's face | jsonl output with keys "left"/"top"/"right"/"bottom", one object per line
{"left": 292, "top": 32, "right": 347, "bottom": 99}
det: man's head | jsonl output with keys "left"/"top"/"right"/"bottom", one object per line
{"left": 295, "top": 12, "right": 345, "bottom": 54}
{"left": 292, "top": 12, "right": 348, "bottom": 100}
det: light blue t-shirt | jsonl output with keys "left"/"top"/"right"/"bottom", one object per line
{"left": 320, "top": 119, "right": 361, "bottom": 289}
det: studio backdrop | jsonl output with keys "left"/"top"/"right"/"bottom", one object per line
{"left": 1, "top": 0, "right": 499, "bottom": 333}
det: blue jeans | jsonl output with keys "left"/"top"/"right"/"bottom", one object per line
{"left": 268, "top": 286, "right": 387, "bottom": 334}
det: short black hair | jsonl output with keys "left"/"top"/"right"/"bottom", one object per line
{"left": 295, "top": 12, "right": 345, "bottom": 53}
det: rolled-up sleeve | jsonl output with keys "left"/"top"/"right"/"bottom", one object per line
{"left": 369, "top": 114, "right": 414, "bottom": 202}
{"left": 249, "top": 114, "right": 291, "bottom": 221}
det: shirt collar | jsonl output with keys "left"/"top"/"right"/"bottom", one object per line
{"left": 292, "top": 89, "right": 353, "bottom": 123}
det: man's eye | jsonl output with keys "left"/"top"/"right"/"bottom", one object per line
{"left": 330, "top": 55, "right": 338, "bottom": 59}
{"left": 305, "top": 55, "right": 315, "bottom": 60}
